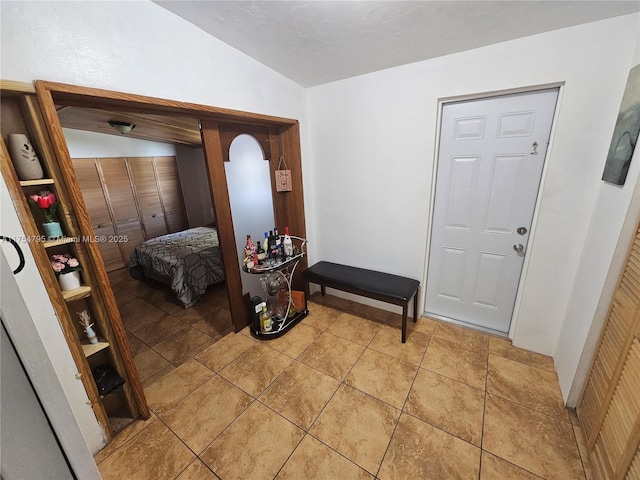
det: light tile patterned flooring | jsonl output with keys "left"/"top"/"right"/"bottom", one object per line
{"left": 99, "top": 276, "right": 594, "bottom": 480}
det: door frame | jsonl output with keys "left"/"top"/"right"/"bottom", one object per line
{"left": 33, "top": 79, "right": 307, "bottom": 364}
{"left": 422, "top": 82, "right": 564, "bottom": 338}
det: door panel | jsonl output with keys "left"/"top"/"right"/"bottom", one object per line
{"left": 577, "top": 219, "right": 640, "bottom": 480}
{"left": 439, "top": 247, "right": 467, "bottom": 301}
{"left": 97, "top": 158, "right": 139, "bottom": 224}
{"left": 72, "top": 159, "right": 112, "bottom": 226}
{"left": 426, "top": 89, "right": 558, "bottom": 333}
{"left": 93, "top": 224, "right": 124, "bottom": 272}
{"left": 142, "top": 213, "right": 167, "bottom": 239}
{"left": 154, "top": 156, "right": 184, "bottom": 213}
{"left": 128, "top": 157, "right": 163, "bottom": 216}
{"left": 483, "top": 155, "right": 525, "bottom": 233}
{"left": 117, "top": 221, "right": 145, "bottom": 263}
{"left": 473, "top": 252, "right": 506, "bottom": 309}
{"left": 445, "top": 156, "right": 479, "bottom": 230}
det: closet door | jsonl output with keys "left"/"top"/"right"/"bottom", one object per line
{"left": 96, "top": 158, "right": 145, "bottom": 264}
{"left": 72, "top": 159, "right": 124, "bottom": 271}
{"left": 577, "top": 219, "right": 640, "bottom": 480}
{"left": 154, "top": 156, "right": 188, "bottom": 232}
{"left": 127, "top": 157, "right": 167, "bottom": 239}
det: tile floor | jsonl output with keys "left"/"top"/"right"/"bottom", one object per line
{"left": 98, "top": 277, "right": 594, "bottom": 480}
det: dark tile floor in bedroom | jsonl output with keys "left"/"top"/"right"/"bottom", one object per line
{"left": 99, "top": 270, "right": 594, "bottom": 480}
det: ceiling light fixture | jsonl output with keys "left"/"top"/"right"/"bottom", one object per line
{"left": 108, "top": 120, "right": 136, "bottom": 134}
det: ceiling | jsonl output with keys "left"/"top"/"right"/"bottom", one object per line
{"left": 154, "top": 1, "right": 640, "bottom": 88}
{"left": 57, "top": 1, "right": 639, "bottom": 144}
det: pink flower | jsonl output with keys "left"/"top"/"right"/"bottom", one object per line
{"left": 50, "top": 253, "right": 81, "bottom": 275}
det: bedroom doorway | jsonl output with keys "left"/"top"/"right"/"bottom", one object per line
{"left": 425, "top": 88, "right": 558, "bottom": 334}
{"left": 37, "top": 81, "right": 307, "bottom": 331}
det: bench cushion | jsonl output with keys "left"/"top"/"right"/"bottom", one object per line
{"left": 302, "top": 261, "right": 419, "bottom": 303}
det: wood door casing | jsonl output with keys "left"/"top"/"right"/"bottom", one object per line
{"left": 37, "top": 81, "right": 307, "bottom": 337}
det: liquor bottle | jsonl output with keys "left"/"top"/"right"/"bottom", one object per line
{"left": 244, "top": 235, "right": 257, "bottom": 267}
{"left": 283, "top": 226, "right": 293, "bottom": 258}
{"left": 256, "top": 240, "right": 266, "bottom": 262}
{"left": 268, "top": 229, "right": 278, "bottom": 257}
{"left": 273, "top": 227, "right": 281, "bottom": 258}
{"left": 259, "top": 303, "right": 272, "bottom": 333}
{"left": 262, "top": 231, "right": 269, "bottom": 255}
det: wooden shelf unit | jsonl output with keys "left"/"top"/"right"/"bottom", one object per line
{"left": 81, "top": 340, "right": 110, "bottom": 358}
{"left": 61, "top": 285, "right": 92, "bottom": 302}
{"left": 0, "top": 80, "right": 148, "bottom": 442}
{"left": 20, "top": 178, "right": 54, "bottom": 186}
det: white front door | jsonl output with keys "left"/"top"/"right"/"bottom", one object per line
{"left": 425, "top": 89, "right": 558, "bottom": 334}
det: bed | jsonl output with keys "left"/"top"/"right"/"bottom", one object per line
{"left": 128, "top": 226, "right": 225, "bottom": 308}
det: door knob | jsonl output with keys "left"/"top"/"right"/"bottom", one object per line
{"left": 513, "top": 244, "right": 524, "bottom": 253}
{"left": 517, "top": 227, "right": 528, "bottom": 235}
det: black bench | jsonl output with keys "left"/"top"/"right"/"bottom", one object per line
{"left": 302, "top": 261, "right": 420, "bottom": 343}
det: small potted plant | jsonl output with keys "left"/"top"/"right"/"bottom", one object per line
{"left": 51, "top": 253, "right": 82, "bottom": 291}
{"left": 77, "top": 310, "right": 98, "bottom": 344}
{"left": 28, "top": 190, "right": 63, "bottom": 239}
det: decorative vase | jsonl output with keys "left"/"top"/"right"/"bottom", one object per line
{"left": 42, "top": 221, "right": 63, "bottom": 240}
{"left": 58, "top": 271, "right": 81, "bottom": 291}
{"left": 84, "top": 325, "right": 98, "bottom": 344}
{"left": 7, "top": 134, "right": 44, "bottom": 181}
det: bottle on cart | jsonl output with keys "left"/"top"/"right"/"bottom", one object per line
{"left": 283, "top": 226, "right": 293, "bottom": 258}
{"left": 244, "top": 235, "right": 257, "bottom": 268}
{"left": 262, "top": 231, "right": 269, "bottom": 257}
{"left": 256, "top": 240, "right": 266, "bottom": 262}
{"left": 274, "top": 227, "right": 283, "bottom": 259}
{"left": 268, "top": 229, "right": 278, "bottom": 258}
{"left": 259, "top": 303, "right": 272, "bottom": 333}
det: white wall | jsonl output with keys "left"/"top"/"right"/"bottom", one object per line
{"left": 63, "top": 128, "right": 177, "bottom": 158}
{"left": 557, "top": 41, "right": 640, "bottom": 405}
{"left": 226, "top": 135, "right": 276, "bottom": 298}
{"left": 307, "top": 13, "right": 640, "bottom": 375}
{"left": 1, "top": 0, "right": 308, "bottom": 455}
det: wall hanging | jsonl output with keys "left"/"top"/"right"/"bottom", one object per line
{"left": 602, "top": 62, "right": 640, "bottom": 185}
{"left": 275, "top": 155, "right": 292, "bottom": 192}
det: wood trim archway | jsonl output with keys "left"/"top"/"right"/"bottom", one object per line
{"left": 34, "top": 80, "right": 307, "bottom": 340}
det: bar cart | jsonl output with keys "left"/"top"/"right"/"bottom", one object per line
{"left": 243, "top": 235, "right": 309, "bottom": 339}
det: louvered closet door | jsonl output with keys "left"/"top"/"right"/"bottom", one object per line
{"left": 154, "top": 156, "right": 188, "bottom": 232}
{"left": 72, "top": 158, "right": 124, "bottom": 271}
{"left": 578, "top": 219, "right": 640, "bottom": 480}
{"left": 97, "top": 158, "right": 145, "bottom": 265}
{"left": 628, "top": 445, "right": 640, "bottom": 479}
{"left": 127, "top": 157, "right": 168, "bottom": 239}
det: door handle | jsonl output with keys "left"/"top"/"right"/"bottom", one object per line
{"left": 513, "top": 244, "right": 525, "bottom": 253}
{"left": 0, "top": 236, "right": 26, "bottom": 274}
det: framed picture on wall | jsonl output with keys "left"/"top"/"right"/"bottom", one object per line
{"left": 602, "top": 62, "right": 640, "bottom": 186}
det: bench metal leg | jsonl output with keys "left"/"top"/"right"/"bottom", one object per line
{"left": 402, "top": 304, "right": 407, "bottom": 343}
{"left": 320, "top": 285, "right": 326, "bottom": 296}
{"left": 413, "top": 292, "right": 418, "bottom": 323}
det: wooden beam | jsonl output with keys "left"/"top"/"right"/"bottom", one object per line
{"left": 200, "top": 119, "right": 247, "bottom": 332}
{"left": 36, "top": 80, "right": 298, "bottom": 127}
